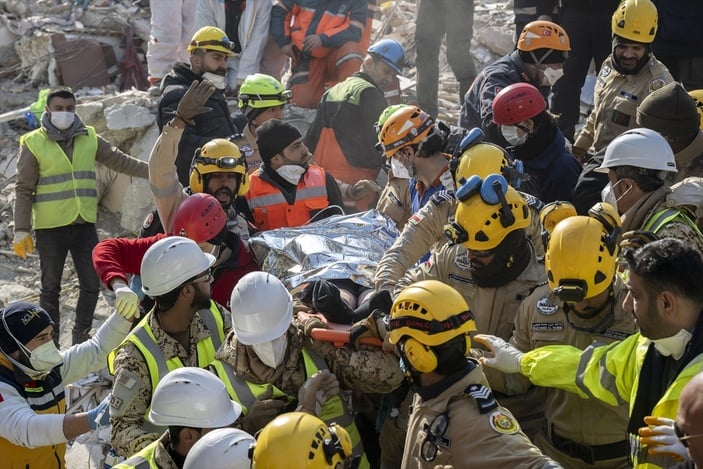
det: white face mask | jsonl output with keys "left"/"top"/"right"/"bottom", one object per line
{"left": 276, "top": 164, "right": 307, "bottom": 185}
{"left": 542, "top": 67, "right": 564, "bottom": 87}
{"left": 600, "top": 180, "right": 630, "bottom": 212}
{"left": 652, "top": 328, "right": 693, "bottom": 360}
{"left": 390, "top": 157, "right": 411, "bottom": 179}
{"left": 202, "top": 72, "right": 226, "bottom": 90}
{"left": 27, "top": 341, "right": 64, "bottom": 372}
{"left": 50, "top": 111, "right": 75, "bottom": 130}
{"left": 500, "top": 125, "right": 528, "bottom": 146}
{"left": 252, "top": 334, "right": 288, "bottom": 368}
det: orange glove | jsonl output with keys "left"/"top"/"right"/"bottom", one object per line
{"left": 12, "top": 232, "right": 34, "bottom": 259}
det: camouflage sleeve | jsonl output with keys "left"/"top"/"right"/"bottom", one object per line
{"left": 376, "top": 196, "right": 452, "bottom": 293}
{"left": 109, "top": 344, "right": 160, "bottom": 457}
{"left": 657, "top": 221, "right": 703, "bottom": 256}
{"left": 325, "top": 347, "right": 405, "bottom": 394}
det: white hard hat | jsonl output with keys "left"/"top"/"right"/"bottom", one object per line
{"left": 596, "top": 128, "right": 677, "bottom": 174}
{"left": 183, "top": 427, "right": 255, "bottom": 469}
{"left": 140, "top": 236, "right": 215, "bottom": 297}
{"left": 229, "top": 272, "right": 292, "bottom": 345}
{"left": 147, "top": 367, "right": 242, "bottom": 427}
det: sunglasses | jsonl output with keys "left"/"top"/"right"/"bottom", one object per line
{"left": 420, "top": 412, "right": 450, "bottom": 462}
{"left": 190, "top": 268, "right": 213, "bottom": 285}
{"left": 674, "top": 421, "right": 703, "bottom": 448}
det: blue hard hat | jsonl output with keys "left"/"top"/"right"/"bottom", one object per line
{"left": 368, "top": 39, "right": 411, "bottom": 75}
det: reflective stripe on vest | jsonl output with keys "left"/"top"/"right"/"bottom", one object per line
{"left": 643, "top": 208, "right": 702, "bottom": 236}
{"left": 211, "top": 359, "right": 291, "bottom": 414}
{"left": 21, "top": 126, "right": 99, "bottom": 229}
{"left": 247, "top": 166, "right": 329, "bottom": 230}
{"left": 108, "top": 301, "right": 225, "bottom": 395}
{"left": 113, "top": 440, "right": 159, "bottom": 469}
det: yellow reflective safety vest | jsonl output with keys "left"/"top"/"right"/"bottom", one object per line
{"left": 108, "top": 301, "right": 225, "bottom": 395}
{"left": 521, "top": 332, "right": 703, "bottom": 468}
{"left": 112, "top": 439, "right": 160, "bottom": 469}
{"left": 643, "top": 207, "right": 702, "bottom": 236}
{"left": 211, "top": 347, "right": 369, "bottom": 468}
{"left": 21, "top": 126, "right": 99, "bottom": 229}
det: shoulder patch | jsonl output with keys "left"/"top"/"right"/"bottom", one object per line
{"left": 648, "top": 78, "right": 666, "bottom": 93}
{"left": 536, "top": 296, "right": 559, "bottom": 315}
{"left": 600, "top": 64, "right": 612, "bottom": 78}
{"left": 142, "top": 212, "right": 154, "bottom": 230}
{"left": 520, "top": 192, "right": 544, "bottom": 211}
{"left": 431, "top": 190, "right": 454, "bottom": 207}
{"left": 489, "top": 410, "right": 520, "bottom": 434}
{"left": 409, "top": 213, "right": 425, "bottom": 225}
{"left": 454, "top": 249, "right": 472, "bottom": 271}
{"left": 239, "top": 144, "right": 254, "bottom": 158}
{"left": 465, "top": 384, "right": 498, "bottom": 414}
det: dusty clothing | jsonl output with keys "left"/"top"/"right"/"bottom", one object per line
{"left": 674, "top": 130, "right": 703, "bottom": 183}
{"left": 147, "top": 124, "right": 252, "bottom": 241}
{"left": 375, "top": 192, "right": 544, "bottom": 294}
{"left": 157, "top": 63, "right": 238, "bottom": 185}
{"left": 0, "top": 314, "right": 132, "bottom": 469}
{"left": 113, "top": 431, "right": 179, "bottom": 469}
{"left": 573, "top": 56, "right": 673, "bottom": 155}
{"left": 376, "top": 175, "right": 412, "bottom": 231}
{"left": 146, "top": 0, "right": 196, "bottom": 81}
{"left": 109, "top": 307, "right": 232, "bottom": 457}
{"left": 620, "top": 185, "right": 703, "bottom": 255}
{"left": 402, "top": 361, "right": 559, "bottom": 468}
{"left": 507, "top": 284, "right": 635, "bottom": 468}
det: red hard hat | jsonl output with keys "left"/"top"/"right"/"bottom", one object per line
{"left": 173, "top": 193, "right": 227, "bottom": 243}
{"left": 492, "top": 83, "right": 547, "bottom": 125}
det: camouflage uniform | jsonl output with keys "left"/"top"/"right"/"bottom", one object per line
{"left": 620, "top": 185, "right": 703, "bottom": 255}
{"left": 402, "top": 361, "right": 560, "bottom": 468}
{"left": 574, "top": 56, "right": 673, "bottom": 155}
{"left": 674, "top": 130, "right": 703, "bottom": 183}
{"left": 375, "top": 191, "right": 545, "bottom": 293}
{"left": 376, "top": 175, "right": 411, "bottom": 231}
{"left": 109, "top": 307, "right": 232, "bottom": 457}
{"left": 113, "top": 432, "right": 178, "bottom": 469}
{"left": 502, "top": 283, "right": 635, "bottom": 468}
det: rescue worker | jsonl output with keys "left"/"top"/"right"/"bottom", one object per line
{"left": 489, "top": 209, "right": 636, "bottom": 468}
{"left": 93, "top": 193, "right": 258, "bottom": 311}
{"left": 149, "top": 80, "right": 252, "bottom": 242}
{"left": 596, "top": 128, "right": 703, "bottom": 254}
{"left": 0, "top": 301, "right": 133, "bottom": 469}
{"left": 250, "top": 412, "right": 354, "bottom": 468}
{"left": 209, "top": 271, "right": 405, "bottom": 466}
{"left": 194, "top": 0, "right": 273, "bottom": 96}
{"left": 572, "top": 0, "right": 673, "bottom": 162}
{"left": 246, "top": 119, "right": 344, "bottom": 231}
{"left": 385, "top": 280, "right": 560, "bottom": 468}
{"left": 236, "top": 73, "right": 292, "bottom": 173}
{"left": 477, "top": 237, "right": 703, "bottom": 468}
{"left": 146, "top": 0, "right": 196, "bottom": 91}
{"left": 377, "top": 105, "right": 455, "bottom": 220}
{"left": 13, "top": 86, "right": 149, "bottom": 345}
{"left": 113, "top": 367, "right": 243, "bottom": 469}
{"left": 270, "top": 0, "right": 367, "bottom": 109}
{"left": 183, "top": 427, "right": 255, "bottom": 469}
{"left": 157, "top": 26, "right": 239, "bottom": 185}
{"left": 109, "top": 236, "right": 231, "bottom": 457}
{"left": 491, "top": 82, "right": 582, "bottom": 203}
{"left": 460, "top": 20, "right": 570, "bottom": 148}
{"left": 306, "top": 39, "right": 410, "bottom": 211}
{"left": 374, "top": 137, "right": 544, "bottom": 294}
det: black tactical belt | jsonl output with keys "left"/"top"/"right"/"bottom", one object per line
{"left": 550, "top": 431, "right": 628, "bottom": 464}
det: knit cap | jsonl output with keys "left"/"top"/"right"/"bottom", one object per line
{"left": 637, "top": 82, "right": 700, "bottom": 139}
{"left": 0, "top": 302, "right": 54, "bottom": 355}
{"left": 256, "top": 119, "right": 302, "bottom": 164}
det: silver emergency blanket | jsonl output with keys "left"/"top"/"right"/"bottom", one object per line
{"left": 249, "top": 210, "right": 400, "bottom": 289}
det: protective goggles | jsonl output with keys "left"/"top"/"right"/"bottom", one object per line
{"left": 554, "top": 279, "right": 588, "bottom": 303}
{"left": 190, "top": 39, "right": 236, "bottom": 52}
{"left": 421, "top": 411, "right": 450, "bottom": 462}
{"left": 382, "top": 115, "right": 435, "bottom": 153}
{"left": 194, "top": 155, "right": 246, "bottom": 170}
{"left": 239, "top": 90, "right": 292, "bottom": 106}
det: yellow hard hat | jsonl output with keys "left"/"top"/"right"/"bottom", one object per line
{"left": 611, "top": 0, "right": 658, "bottom": 44}
{"left": 188, "top": 26, "right": 236, "bottom": 56}
{"left": 688, "top": 89, "right": 703, "bottom": 129}
{"left": 189, "top": 139, "right": 249, "bottom": 196}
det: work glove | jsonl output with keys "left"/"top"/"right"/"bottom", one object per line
{"left": 349, "top": 310, "right": 387, "bottom": 350}
{"left": 112, "top": 281, "right": 140, "bottom": 321}
{"left": 473, "top": 334, "right": 524, "bottom": 374}
{"left": 242, "top": 384, "right": 286, "bottom": 433}
{"left": 638, "top": 416, "right": 690, "bottom": 463}
{"left": 620, "top": 230, "right": 659, "bottom": 251}
{"left": 297, "top": 369, "right": 340, "bottom": 416}
{"left": 87, "top": 394, "right": 112, "bottom": 430}
{"left": 12, "top": 231, "right": 34, "bottom": 259}
{"left": 174, "top": 80, "right": 215, "bottom": 124}
{"left": 345, "top": 180, "right": 382, "bottom": 201}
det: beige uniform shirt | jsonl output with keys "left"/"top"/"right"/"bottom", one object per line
{"left": 376, "top": 175, "right": 412, "bottom": 231}
{"left": 375, "top": 193, "right": 545, "bottom": 293}
{"left": 574, "top": 56, "right": 673, "bottom": 154}
{"left": 109, "top": 307, "right": 233, "bottom": 457}
{"left": 402, "top": 362, "right": 560, "bottom": 469}
{"left": 238, "top": 124, "right": 263, "bottom": 174}
{"left": 510, "top": 284, "right": 635, "bottom": 468}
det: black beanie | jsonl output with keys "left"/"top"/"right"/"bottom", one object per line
{"left": 637, "top": 82, "right": 700, "bottom": 139}
{"left": 256, "top": 119, "right": 302, "bottom": 165}
{"left": 0, "top": 302, "right": 54, "bottom": 355}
